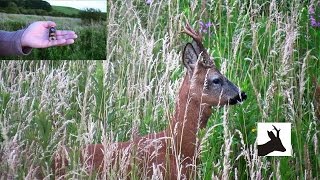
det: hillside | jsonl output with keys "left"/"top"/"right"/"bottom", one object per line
{"left": 52, "top": 6, "right": 80, "bottom": 16}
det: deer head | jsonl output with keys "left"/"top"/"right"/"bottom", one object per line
{"left": 182, "top": 23, "right": 246, "bottom": 106}
{"left": 267, "top": 125, "right": 286, "bottom": 152}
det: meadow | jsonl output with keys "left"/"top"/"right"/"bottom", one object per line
{"left": 0, "top": 12, "right": 106, "bottom": 60}
{"left": 0, "top": 0, "right": 320, "bottom": 179}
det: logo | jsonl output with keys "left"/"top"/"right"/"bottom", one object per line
{"left": 257, "top": 123, "right": 291, "bottom": 156}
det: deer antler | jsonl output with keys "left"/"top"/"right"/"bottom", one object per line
{"left": 272, "top": 125, "right": 280, "bottom": 137}
{"left": 183, "top": 23, "right": 203, "bottom": 43}
{"left": 182, "top": 22, "right": 213, "bottom": 66}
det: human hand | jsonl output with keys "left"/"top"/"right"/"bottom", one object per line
{"left": 21, "top": 21, "right": 77, "bottom": 48}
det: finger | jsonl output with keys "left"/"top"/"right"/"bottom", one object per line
{"left": 56, "top": 30, "right": 76, "bottom": 36}
{"left": 56, "top": 34, "right": 78, "bottom": 40}
{"left": 62, "top": 39, "right": 75, "bottom": 46}
{"left": 47, "top": 39, "right": 75, "bottom": 47}
{"left": 47, "top": 39, "right": 67, "bottom": 47}
{"left": 55, "top": 39, "right": 75, "bottom": 47}
{"left": 43, "top": 21, "right": 56, "bottom": 28}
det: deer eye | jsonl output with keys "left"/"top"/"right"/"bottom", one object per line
{"left": 212, "top": 78, "right": 221, "bottom": 85}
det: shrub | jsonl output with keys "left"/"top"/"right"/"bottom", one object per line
{"left": 79, "top": 8, "right": 105, "bottom": 24}
{"left": 6, "top": 2, "right": 19, "bottom": 14}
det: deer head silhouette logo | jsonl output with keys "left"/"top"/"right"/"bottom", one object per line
{"left": 258, "top": 125, "right": 286, "bottom": 156}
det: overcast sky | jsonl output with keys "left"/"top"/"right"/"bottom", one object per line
{"left": 45, "top": 0, "right": 106, "bottom": 12}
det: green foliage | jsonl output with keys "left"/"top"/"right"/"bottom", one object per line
{"left": 6, "top": 2, "right": 19, "bottom": 14}
{"left": 79, "top": 8, "right": 106, "bottom": 24}
{"left": 24, "top": 0, "right": 52, "bottom": 11}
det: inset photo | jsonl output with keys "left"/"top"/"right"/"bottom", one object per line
{"left": 257, "top": 123, "right": 292, "bottom": 156}
{"left": 0, "top": 0, "right": 106, "bottom": 60}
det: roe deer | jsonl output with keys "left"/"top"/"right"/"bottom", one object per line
{"left": 53, "top": 23, "right": 247, "bottom": 179}
{"left": 258, "top": 125, "right": 286, "bottom": 156}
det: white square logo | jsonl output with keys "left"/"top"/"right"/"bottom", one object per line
{"left": 257, "top": 123, "right": 292, "bottom": 156}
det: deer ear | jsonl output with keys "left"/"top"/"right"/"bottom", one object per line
{"left": 183, "top": 43, "right": 198, "bottom": 73}
{"left": 267, "top": 131, "right": 276, "bottom": 139}
{"left": 191, "top": 40, "right": 201, "bottom": 55}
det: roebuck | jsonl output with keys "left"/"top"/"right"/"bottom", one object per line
{"left": 53, "top": 24, "right": 247, "bottom": 179}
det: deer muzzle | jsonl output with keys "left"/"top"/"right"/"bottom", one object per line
{"left": 229, "top": 91, "right": 247, "bottom": 105}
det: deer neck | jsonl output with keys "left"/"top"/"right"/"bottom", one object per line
{"left": 166, "top": 74, "right": 212, "bottom": 157}
{"left": 258, "top": 141, "right": 275, "bottom": 155}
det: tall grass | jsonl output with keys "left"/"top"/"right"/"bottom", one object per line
{"left": 0, "top": 0, "right": 319, "bottom": 179}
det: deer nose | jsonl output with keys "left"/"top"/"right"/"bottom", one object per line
{"left": 240, "top": 91, "right": 247, "bottom": 101}
{"left": 229, "top": 91, "right": 247, "bottom": 105}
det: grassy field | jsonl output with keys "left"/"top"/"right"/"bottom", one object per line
{"left": 0, "top": 0, "right": 320, "bottom": 179}
{"left": 0, "top": 12, "right": 106, "bottom": 60}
